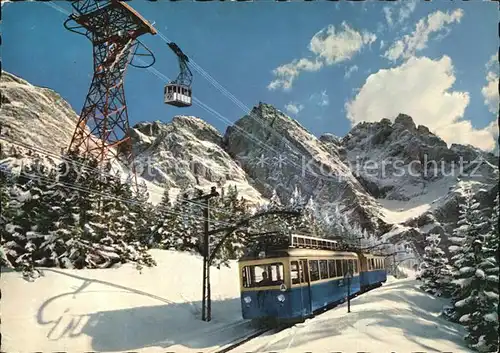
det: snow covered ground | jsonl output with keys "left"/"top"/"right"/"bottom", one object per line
{"left": 2, "top": 250, "right": 252, "bottom": 353}
{"left": 235, "top": 277, "right": 471, "bottom": 353}
{"left": 2, "top": 250, "right": 470, "bottom": 353}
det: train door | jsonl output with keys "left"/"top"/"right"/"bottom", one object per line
{"left": 300, "top": 259, "right": 312, "bottom": 315}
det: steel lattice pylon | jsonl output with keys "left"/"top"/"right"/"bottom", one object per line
{"left": 64, "top": 0, "right": 156, "bottom": 173}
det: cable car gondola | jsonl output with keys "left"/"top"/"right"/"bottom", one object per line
{"left": 165, "top": 42, "right": 192, "bottom": 107}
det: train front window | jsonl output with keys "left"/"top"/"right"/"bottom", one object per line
{"left": 242, "top": 263, "right": 284, "bottom": 288}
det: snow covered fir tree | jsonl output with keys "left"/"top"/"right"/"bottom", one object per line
{"left": 419, "top": 233, "right": 453, "bottom": 297}
{"left": 439, "top": 190, "right": 499, "bottom": 352}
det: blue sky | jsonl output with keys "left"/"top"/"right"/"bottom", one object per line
{"left": 1, "top": 0, "right": 498, "bottom": 151}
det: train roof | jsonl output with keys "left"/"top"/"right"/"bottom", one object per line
{"left": 239, "top": 247, "right": 359, "bottom": 262}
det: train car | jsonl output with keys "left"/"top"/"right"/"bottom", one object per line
{"left": 238, "top": 234, "right": 361, "bottom": 321}
{"left": 358, "top": 253, "right": 387, "bottom": 291}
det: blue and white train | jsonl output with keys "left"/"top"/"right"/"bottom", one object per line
{"left": 238, "top": 234, "right": 387, "bottom": 321}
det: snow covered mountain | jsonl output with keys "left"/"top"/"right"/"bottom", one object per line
{"left": 0, "top": 70, "right": 79, "bottom": 155}
{"left": 130, "top": 117, "right": 265, "bottom": 204}
{"left": 1, "top": 71, "right": 498, "bottom": 252}
{"left": 224, "top": 103, "right": 386, "bottom": 233}
{"left": 340, "top": 114, "right": 498, "bottom": 250}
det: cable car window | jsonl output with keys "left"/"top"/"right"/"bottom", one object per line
{"left": 353, "top": 260, "right": 358, "bottom": 274}
{"left": 342, "top": 260, "right": 348, "bottom": 276}
{"left": 328, "top": 260, "right": 336, "bottom": 278}
{"left": 309, "top": 260, "right": 320, "bottom": 281}
{"left": 335, "top": 260, "right": 342, "bottom": 276}
{"left": 319, "top": 260, "right": 328, "bottom": 279}
{"left": 241, "top": 262, "right": 284, "bottom": 288}
{"left": 291, "top": 261, "right": 300, "bottom": 285}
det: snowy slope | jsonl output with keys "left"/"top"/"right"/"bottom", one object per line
{"left": 2, "top": 251, "right": 470, "bottom": 353}
{"left": 1, "top": 250, "right": 253, "bottom": 353}
{"left": 234, "top": 278, "right": 472, "bottom": 353}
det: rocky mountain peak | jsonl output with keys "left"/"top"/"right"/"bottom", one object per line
{"left": 393, "top": 113, "right": 417, "bottom": 131}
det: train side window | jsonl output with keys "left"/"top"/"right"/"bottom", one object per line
{"left": 342, "top": 260, "right": 348, "bottom": 276}
{"left": 335, "top": 260, "right": 342, "bottom": 276}
{"left": 319, "top": 260, "right": 328, "bottom": 279}
{"left": 328, "top": 260, "right": 336, "bottom": 278}
{"left": 309, "top": 260, "right": 320, "bottom": 281}
{"left": 301, "top": 260, "right": 309, "bottom": 282}
{"left": 371, "top": 259, "right": 375, "bottom": 270}
{"left": 291, "top": 261, "right": 300, "bottom": 284}
{"left": 353, "top": 260, "right": 358, "bottom": 274}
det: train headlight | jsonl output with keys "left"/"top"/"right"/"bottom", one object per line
{"left": 243, "top": 296, "right": 252, "bottom": 304}
{"left": 277, "top": 294, "right": 286, "bottom": 302}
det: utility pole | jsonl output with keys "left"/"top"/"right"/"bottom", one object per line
{"left": 190, "top": 186, "right": 219, "bottom": 322}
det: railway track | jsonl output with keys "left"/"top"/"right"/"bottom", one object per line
{"left": 212, "top": 323, "right": 293, "bottom": 353}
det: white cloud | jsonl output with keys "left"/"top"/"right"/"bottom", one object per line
{"left": 344, "top": 65, "right": 359, "bottom": 79}
{"left": 383, "top": 7, "right": 393, "bottom": 27}
{"left": 383, "top": 0, "right": 417, "bottom": 28}
{"left": 285, "top": 102, "right": 304, "bottom": 115}
{"left": 268, "top": 59, "right": 322, "bottom": 91}
{"left": 398, "top": 0, "right": 417, "bottom": 24}
{"left": 310, "top": 91, "right": 329, "bottom": 107}
{"left": 481, "top": 54, "right": 499, "bottom": 114}
{"left": 268, "top": 22, "right": 376, "bottom": 91}
{"left": 380, "top": 40, "right": 386, "bottom": 50}
{"left": 310, "top": 23, "right": 376, "bottom": 65}
{"left": 384, "top": 8, "right": 464, "bottom": 62}
{"left": 345, "top": 55, "right": 496, "bottom": 151}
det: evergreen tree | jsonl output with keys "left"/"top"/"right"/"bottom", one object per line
{"left": 484, "top": 192, "right": 499, "bottom": 290}
{"left": 209, "top": 185, "right": 252, "bottom": 267}
{"left": 444, "top": 191, "right": 498, "bottom": 351}
{"left": 130, "top": 180, "right": 156, "bottom": 246}
{"left": 445, "top": 191, "right": 488, "bottom": 320}
{"left": 420, "top": 233, "right": 451, "bottom": 296}
{"left": 150, "top": 184, "right": 172, "bottom": 247}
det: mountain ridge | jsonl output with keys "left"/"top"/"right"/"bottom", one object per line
{"left": 1, "top": 70, "right": 498, "bottom": 253}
